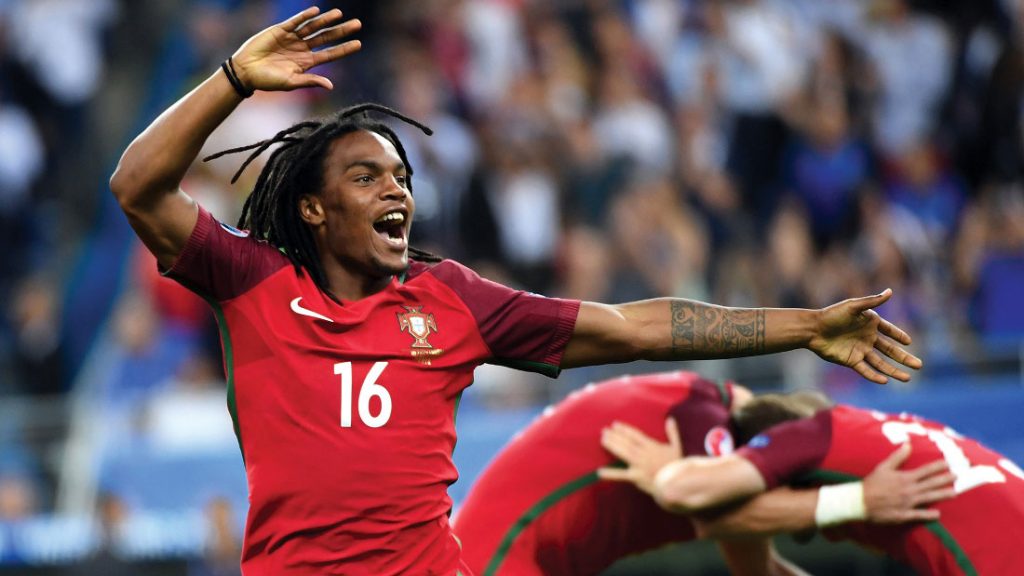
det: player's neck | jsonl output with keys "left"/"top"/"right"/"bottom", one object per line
{"left": 323, "top": 267, "right": 393, "bottom": 302}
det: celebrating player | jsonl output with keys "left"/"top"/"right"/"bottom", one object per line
{"left": 454, "top": 371, "right": 950, "bottom": 576}
{"left": 602, "top": 391, "right": 1024, "bottom": 575}
{"left": 109, "top": 7, "right": 922, "bottom": 575}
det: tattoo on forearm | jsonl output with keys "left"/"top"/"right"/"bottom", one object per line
{"left": 670, "top": 301, "right": 766, "bottom": 357}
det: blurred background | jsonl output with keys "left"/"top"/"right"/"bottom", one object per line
{"left": 0, "top": 0, "right": 1022, "bottom": 574}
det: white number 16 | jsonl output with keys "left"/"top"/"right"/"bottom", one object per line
{"left": 334, "top": 361, "right": 392, "bottom": 428}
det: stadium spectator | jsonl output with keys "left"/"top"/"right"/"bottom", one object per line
{"left": 188, "top": 496, "right": 243, "bottom": 576}
{"left": 107, "top": 7, "right": 922, "bottom": 575}
{"left": 955, "top": 183, "right": 1024, "bottom": 341}
{"left": 609, "top": 176, "right": 710, "bottom": 301}
{"left": 71, "top": 491, "right": 133, "bottom": 576}
{"left": 143, "top": 350, "right": 235, "bottom": 455}
{"left": 454, "top": 371, "right": 949, "bottom": 576}
{"left": 782, "top": 98, "right": 870, "bottom": 249}
{"left": 602, "top": 390, "right": 1023, "bottom": 575}
{"left": 8, "top": 276, "right": 63, "bottom": 396}
{"left": 858, "top": 0, "right": 954, "bottom": 157}
{"left": 882, "top": 141, "right": 966, "bottom": 247}
{"left": 0, "top": 473, "right": 36, "bottom": 521}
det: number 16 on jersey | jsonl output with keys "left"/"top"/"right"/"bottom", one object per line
{"left": 335, "top": 361, "right": 392, "bottom": 428}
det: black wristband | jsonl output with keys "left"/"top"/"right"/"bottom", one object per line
{"left": 221, "top": 58, "right": 254, "bottom": 98}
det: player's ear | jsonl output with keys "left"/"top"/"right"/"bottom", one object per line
{"left": 299, "top": 194, "right": 325, "bottom": 226}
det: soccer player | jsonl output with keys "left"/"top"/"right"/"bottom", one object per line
{"left": 602, "top": 391, "right": 1024, "bottom": 575}
{"left": 454, "top": 371, "right": 950, "bottom": 576}
{"left": 109, "top": 7, "right": 922, "bottom": 575}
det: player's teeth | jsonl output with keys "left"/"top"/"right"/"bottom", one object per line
{"left": 375, "top": 212, "right": 404, "bottom": 224}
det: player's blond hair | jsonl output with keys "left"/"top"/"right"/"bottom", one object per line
{"left": 731, "top": 391, "right": 834, "bottom": 445}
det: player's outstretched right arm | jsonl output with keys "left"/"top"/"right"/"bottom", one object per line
{"left": 108, "top": 7, "right": 361, "bottom": 268}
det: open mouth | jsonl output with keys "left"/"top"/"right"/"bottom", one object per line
{"left": 372, "top": 211, "right": 408, "bottom": 249}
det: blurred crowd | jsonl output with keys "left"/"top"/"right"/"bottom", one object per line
{"left": 0, "top": 0, "right": 1022, "bottom": 545}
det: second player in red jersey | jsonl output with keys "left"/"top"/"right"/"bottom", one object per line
{"left": 456, "top": 373, "right": 949, "bottom": 576}
{"left": 455, "top": 372, "right": 733, "bottom": 576}
{"left": 605, "top": 393, "right": 1024, "bottom": 575}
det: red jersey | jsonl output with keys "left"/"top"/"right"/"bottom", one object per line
{"left": 166, "top": 208, "right": 580, "bottom": 575}
{"left": 453, "top": 371, "right": 739, "bottom": 576}
{"left": 737, "top": 405, "right": 1024, "bottom": 575}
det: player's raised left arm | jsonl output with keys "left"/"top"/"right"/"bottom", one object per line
{"left": 109, "top": 7, "right": 361, "bottom": 268}
{"left": 561, "top": 290, "right": 922, "bottom": 384}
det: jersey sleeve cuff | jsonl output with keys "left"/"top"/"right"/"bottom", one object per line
{"left": 161, "top": 205, "right": 213, "bottom": 279}
{"left": 542, "top": 299, "right": 581, "bottom": 369}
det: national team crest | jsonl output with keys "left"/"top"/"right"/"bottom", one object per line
{"left": 397, "top": 306, "right": 438, "bottom": 349}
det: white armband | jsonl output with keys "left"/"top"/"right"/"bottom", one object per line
{"left": 814, "top": 482, "right": 866, "bottom": 527}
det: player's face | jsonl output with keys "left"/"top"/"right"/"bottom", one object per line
{"left": 311, "top": 130, "right": 415, "bottom": 279}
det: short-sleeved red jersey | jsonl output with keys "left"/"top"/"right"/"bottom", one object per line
{"left": 737, "top": 405, "right": 1024, "bottom": 575}
{"left": 165, "top": 208, "right": 580, "bottom": 575}
{"left": 453, "top": 371, "right": 739, "bottom": 576}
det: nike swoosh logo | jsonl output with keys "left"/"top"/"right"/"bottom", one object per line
{"left": 290, "top": 297, "right": 334, "bottom": 323}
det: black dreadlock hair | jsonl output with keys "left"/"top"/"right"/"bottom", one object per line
{"left": 203, "top": 103, "right": 441, "bottom": 295}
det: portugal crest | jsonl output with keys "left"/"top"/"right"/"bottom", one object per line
{"left": 396, "top": 306, "right": 438, "bottom": 349}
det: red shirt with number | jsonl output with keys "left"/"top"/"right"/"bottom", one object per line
{"left": 453, "top": 371, "right": 739, "bottom": 576}
{"left": 165, "top": 208, "right": 581, "bottom": 575}
{"left": 737, "top": 405, "right": 1024, "bottom": 576}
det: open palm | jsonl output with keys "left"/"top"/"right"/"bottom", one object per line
{"left": 231, "top": 7, "right": 362, "bottom": 93}
{"left": 809, "top": 289, "right": 923, "bottom": 384}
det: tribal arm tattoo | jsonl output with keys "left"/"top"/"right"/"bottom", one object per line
{"left": 670, "top": 301, "right": 766, "bottom": 358}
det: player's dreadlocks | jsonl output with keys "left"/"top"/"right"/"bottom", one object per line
{"left": 203, "top": 103, "right": 441, "bottom": 294}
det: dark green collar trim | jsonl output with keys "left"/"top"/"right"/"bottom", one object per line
{"left": 714, "top": 379, "right": 732, "bottom": 409}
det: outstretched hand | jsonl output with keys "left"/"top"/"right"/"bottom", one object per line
{"left": 231, "top": 7, "right": 362, "bottom": 93}
{"left": 862, "top": 443, "right": 956, "bottom": 523}
{"left": 809, "top": 289, "right": 923, "bottom": 384}
{"left": 598, "top": 418, "right": 683, "bottom": 496}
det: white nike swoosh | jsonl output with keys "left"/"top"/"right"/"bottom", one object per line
{"left": 290, "top": 297, "right": 334, "bottom": 323}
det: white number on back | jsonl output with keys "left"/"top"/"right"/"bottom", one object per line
{"left": 335, "top": 361, "right": 392, "bottom": 428}
{"left": 882, "top": 421, "right": 1004, "bottom": 494}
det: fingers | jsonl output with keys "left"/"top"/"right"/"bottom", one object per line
{"left": 311, "top": 40, "right": 363, "bottom": 67}
{"left": 597, "top": 467, "right": 634, "bottom": 482}
{"left": 866, "top": 350, "right": 911, "bottom": 382}
{"left": 915, "top": 487, "right": 957, "bottom": 506}
{"left": 908, "top": 459, "right": 949, "bottom": 481}
{"left": 899, "top": 508, "right": 942, "bottom": 522}
{"left": 850, "top": 288, "right": 892, "bottom": 313}
{"left": 914, "top": 472, "right": 957, "bottom": 495}
{"left": 280, "top": 6, "right": 322, "bottom": 32}
{"left": 305, "top": 19, "right": 362, "bottom": 49}
{"left": 880, "top": 442, "right": 912, "bottom": 470}
{"left": 290, "top": 73, "right": 334, "bottom": 91}
{"left": 852, "top": 359, "right": 888, "bottom": 385}
{"left": 665, "top": 417, "right": 683, "bottom": 456}
{"left": 601, "top": 421, "right": 665, "bottom": 465}
{"left": 607, "top": 421, "right": 656, "bottom": 447}
{"left": 877, "top": 315, "right": 913, "bottom": 346}
{"left": 874, "top": 336, "right": 923, "bottom": 370}
{"left": 601, "top": 425, "right": 638, "bottom": 462}
{"left": 294, "top": 8, "right": 344, "bottom": 36}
